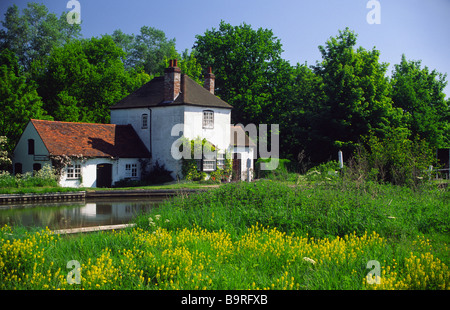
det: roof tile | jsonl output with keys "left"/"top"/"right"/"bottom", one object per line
{"left": 31, "top": 119, "right": 150, "bottom": 158}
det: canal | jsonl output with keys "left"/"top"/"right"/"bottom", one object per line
{"left": 0, "top": 197, "right": 163, "bottom": 230}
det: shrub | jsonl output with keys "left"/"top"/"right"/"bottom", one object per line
{"left": 146, "top": 161, "right": 174, "bottom": 184}
{"left": 354, "top": 128, "right": 436, "bottom": 188}
{"left": 255, "top": 158, "right": 296, "bottom": 181}
{"left": 0, "top": 171, "right": 15, "bottom": 187}
{"left": 305, "top": 160, "right": 340, "bottom": 182}
{"left": 0, "top": 164, "right": 58, "bottom": 188}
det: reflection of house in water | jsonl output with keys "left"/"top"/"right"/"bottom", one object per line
{"left": 0, "top": 200, "right": 158, "bottom": 230}
{"left": 79, "top": 202, "right": 151, "bottom": 221}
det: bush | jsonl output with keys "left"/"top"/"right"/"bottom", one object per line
{"left": 0, "top": 171, "right": 16, "bottom": 187}
{"left": 255, "top": 158, "right": 296, "bottom": 181}
{"left": 305, "top": 160, "right": 341, "bottom": 182}
{"left": 146, "top": 161, "right": 174, "bottom": 184}
{"left": 352, "top": 128, "right": 436, "bottom": 188}
{"left": 0, "top": 164, "right": 58, "bottom": 188}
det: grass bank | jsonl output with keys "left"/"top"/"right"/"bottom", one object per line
{"left": 1, "top": 180, "right": 449, "bottom": 290}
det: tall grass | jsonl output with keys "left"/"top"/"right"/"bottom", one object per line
{"left": 1, "top": 180, "right": 449, "bottom": 290}
{"left": 135, "top": 180, "right": 449, "bottom": 240}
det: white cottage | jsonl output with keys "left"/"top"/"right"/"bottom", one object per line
{"left": 12, "top": 119, "right": 150, "bottom": 187}
{"left": 110, "top": 59, "right": 255, "bottom": 182}
{"left": 12, "top": 60, "right": 255, "bottom": 187}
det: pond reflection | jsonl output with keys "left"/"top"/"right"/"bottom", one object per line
{"left": 0, "top": 198, "right": 161, "bottom": 230}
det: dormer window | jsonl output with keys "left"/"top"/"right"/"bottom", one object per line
{"left": 202, "top": 110, "right": 214, "bottom": 129}
{"left": 142, "top": 114, "right": 148, "bottom": 129}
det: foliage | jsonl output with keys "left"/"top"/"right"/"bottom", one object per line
{"left": 311, "top": 28, "right": 404, "bottom": 162}
{"left": 111, "top": 26, "right": 176, "bottom": 76}
{"left": 1, "top": 180, "right": 449, "bottom": 290}
{"left": 194, "top": 21, "right": 288, "bottom": 124}
{"left": 0, "top": 164, "right": 58, "bottom": 188}
{"left": 305, "top": 160, "right": 341, "bottom": 182}
{"left": 32, "top": 36, "right": 150, "bottom": 123}
{"left": 255, "top": 158, "right": 296, "bottom": 182}
{"left": 0, "top": 2, "right": 81, "bottom": 70}
{"left": 180, "top": 137, "right": 218, "bottom": 181}
{"left": 136, "top": 180, "right": 449, "bottom": 239}
{"left": 0, "top": 136, "right": 11, "bottom": 170}
{"left": 146, "top": 161, "right": 174, "bottom": 184}
{"left": 390, "top": 54, "right": 449, "bottom": 149}
{"left": 0, "top": 48, "right": 51, "bottom": 153}
{"left": 354, "top": 128, "right": 436, "bottom": 187}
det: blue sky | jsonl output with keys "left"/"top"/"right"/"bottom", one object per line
{"left": 2, "top": 0, "right": 450, "bottom": 97}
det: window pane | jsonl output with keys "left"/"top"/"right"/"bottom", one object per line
{"left": 217, "top": 153, "right": 225, "bottom": 169}
{"left": 142, "top": 114, "right": 148, "bottom": 128}
{"left": 202, "top": 111, "right": 214, "bottom": 129}
{"left": 67, "top": 164, "right": 81, "bottom": 179}
{"left": 203, "top": 160, "right": 216, "bottom": 171}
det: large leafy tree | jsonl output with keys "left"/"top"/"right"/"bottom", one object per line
{"left": 0, "top": 49, "right": 51, "bottom": 153}
{"left": 0, "top": 2, "right": 81, "bottom": 70}
{"left": 312, "top": 28, "right": 404, "bottom": 162}
{"left": 193, "top": 21, "right": 287, "bottom": 124}
{"left": 112, "top": 26, "right": 177, "bottom": 76}
{"left": 278, "top": 64, "right": 326, "bottom": 163}
{"left": 390, "top": 54, "right": 449, "bottom": 149}
{"left": 33, "top": 36, "right": 150, "bottom": 123}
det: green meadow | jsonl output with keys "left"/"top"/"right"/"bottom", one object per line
{"left": 1, "top": 179, "right": 449, "bottom": 290}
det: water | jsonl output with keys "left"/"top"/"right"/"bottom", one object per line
{"left": 0, "top": 198, "right": 162, "bottom": 230}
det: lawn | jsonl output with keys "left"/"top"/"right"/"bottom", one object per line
{"left": 0, "top": 180, "right": 449, "bottom": 290}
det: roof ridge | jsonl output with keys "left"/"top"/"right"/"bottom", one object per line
{"left": 31, "top": 119, "right": 116, "bottom": 127}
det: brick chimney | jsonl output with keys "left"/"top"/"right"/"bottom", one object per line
{"left": 164, "top": 59, "right": 181, "bottom": 102}
{"left": 204, "top": 66, "right": 215, "bottom": 94}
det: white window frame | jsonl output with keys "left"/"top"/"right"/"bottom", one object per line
{"left": 67, "top": 164, "right": 81, "bottom": 179}
{"left": 126, "top": 163, "right": 138, "bottom": 178}
{"left": 217, "top": 153, "right": 225, "bottom": 170}
{"left": 142, "top": 114, "right": 148, "bottom": 129}
{"left": 202, "top": 110, "right": 214, "bottom": 129}
{"left": 203, "top": 160, "right": 216, "bottom": 172}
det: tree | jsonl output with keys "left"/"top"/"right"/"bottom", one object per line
{"left": 277, "top": 63, "right": 326, "bottom": 163}
{"left": 390, "top": 54, "right": 449, "bottom": 149}
{"left": 193, "top": 21, "right": 286, "bottom": 124}
{"left": 112, "top": 26, "right": 177, "bottom": 76}
{"left": 0, "top": 48, "right": 51, "bottom": 153}
{"left": 33, "top": 36, "right": 150, "bottom": 123}
{"left": 0, "top": 2, "right": 81, "bottom": 70}
{"left": 312, "top": 28, "right": 404, "bottom": 162}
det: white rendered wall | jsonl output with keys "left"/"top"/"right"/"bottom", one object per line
{"left": 183, "top": 106, "right": 231, "bottom": 152}
{"left": 12, "top": 122, "right": 51, "bottom": 174}
{"left": 110, "top": 108, "right": 151, "bottom": 153}
{"left": 232, "top": 146, "right": 256, "bottom": 181}
{"left": 59, "top": 157, "right": 141, "bottom": 188}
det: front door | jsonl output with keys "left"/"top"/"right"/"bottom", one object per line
{"left": 96, "top": 163, "right": 112, "bottom": 188}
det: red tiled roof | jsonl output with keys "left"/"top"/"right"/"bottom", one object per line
{"left": 31, "top": 119, "right": 150, "bottom": 158}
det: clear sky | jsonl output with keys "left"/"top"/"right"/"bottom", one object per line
{"left": 1, "top": 0, "right": 449, "bottom": 97}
